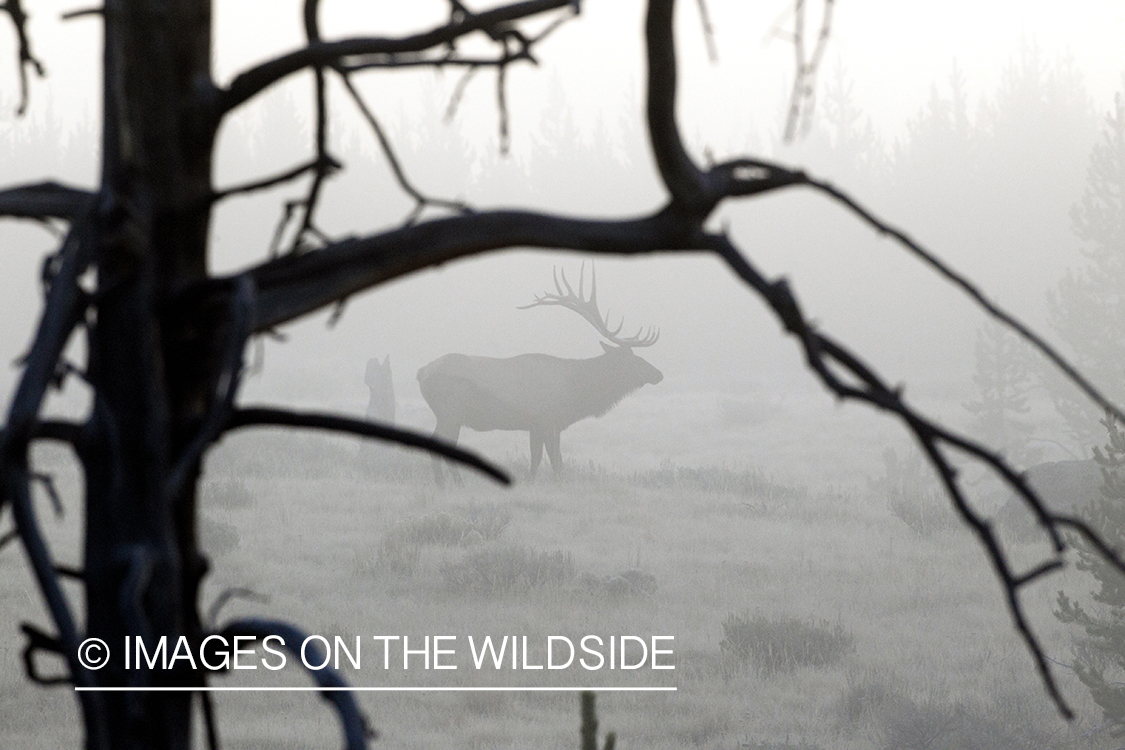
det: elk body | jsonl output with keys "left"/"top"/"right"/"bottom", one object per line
{"left": 418, "top": 267, "right": 662, "bottom": 481}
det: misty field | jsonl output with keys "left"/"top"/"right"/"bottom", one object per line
{"left": 1, "top": 421, "right": 1114, "bottom": 750}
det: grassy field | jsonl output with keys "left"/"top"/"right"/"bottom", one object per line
{"left": 0, "top": 429, "right": 1116, "bottom": 749}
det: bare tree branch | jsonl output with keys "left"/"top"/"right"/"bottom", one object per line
{"left": 204, "top": 587, "right": 268, "bottom": 629}
{"left": 20, "top": 621, "right": 69, "bottom": 685}
{"left": 217, "top": 618, "right": 374, "bottom": 750}
{"left": 645, "top": 0, "right": 709, "bottom": 209}
{"left": 781, "top": 0, "right": 834, "bottom": 141}
{"left": 0, "top": 527, "right": 16, "bottom": 551}
{"left": 217, "top": 0, "right": 576, "bottom": 118}
{"left": 2, "top": 203, "right": 93, "bottom": 469}
{"left": 224, "top": 407, "right": 511, "bottom": 484}
{"left": 283, "top": 0, "right": 335, "bottom": 254}
{"left": 200, "top": 690, "right": 220, "bottom": 750}
{"left": 7, "top": 469, "right": 96, "bottom": 695}
{"left": 1, "top": 0, "right": 45, "bottom": 114}
{"left": 0, "top": 202, "right": 104, "bottom": 731}
{"left": 31, "top": 471, "right": 63, "bottom": 516}
{"left": 336, "top": 3, "right": 578, "bottom": 77}
{"left": 28, "top": 419, "right": 86, "bottom": 448}
{"left": 225, "top": 0, "right": 576, "bottom": 245}
{"left": 495, "top": 41, "right": 512, "bottom": 154}
{"left": 334, "top": 68, "right": 469, "bottom": 221}
{"left": 59, "top": 7, "right": 101, "bottom": 21}
{"left": 693, "top": 0, "right": 717, "bottom": 63}
{"left": 210, "top": 158, "right": 335, "bottom": 204}
{"left": 703, "top": 230, "right": 1089, "bottom": 716}
{"left": 187, "top": 211, "right": 688, "bottom": 331}
{"left": 804, "top": 175, "right": 1125, "bottom": 430}
{"left": 445, "top": 64, "right": 482, "bottom": 122}
{"left": 0, "top": 181, "right": 94, "bottom": 221}
{"left": 0, "top": 420, "right": 88, "bottom": 455}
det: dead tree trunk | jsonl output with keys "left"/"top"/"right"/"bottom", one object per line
{"left": 83, "top": 3, "right": 217, "bottom": 747}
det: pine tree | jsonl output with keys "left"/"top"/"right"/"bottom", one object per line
{"left": 892, "top": 61, "right": 975, "bottom": 194}
{"left": 963, "top": 321, "right": 1040, "bottom": 466}
{"left": 1046, "top": 91, "right": 1125, "bottom": 447}
{"left": 1055, "top": 408, "right": 1125, "bottom": 732}
{"left": 806, "top": 60, "right": 889, "bottom": 185}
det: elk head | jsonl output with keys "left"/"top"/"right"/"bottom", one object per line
{"left": 519, "top": 264, "right": 661, "bottom": 366}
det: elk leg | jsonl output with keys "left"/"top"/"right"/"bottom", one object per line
{"left": 529, "top": 430, "right": 545, "bottom": 478}
{"left": 544, "top": 432, "right": 563, "bottom": 476}
{"left": 432, "top": 420, "right": 463, "bottom": 487}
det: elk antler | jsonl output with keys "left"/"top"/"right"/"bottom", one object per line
{"left": 518, "top": 264, "right": 659, "bottom": 348}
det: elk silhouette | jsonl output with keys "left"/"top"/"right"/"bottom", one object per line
{"left": 418, "top": 266, "right": 662, "bottom": 483}
{"left": 365, "top": 355, "right": 395, "bottom": 424}
{"left": 362, "top": 355, "right": 397, "bottom": 467}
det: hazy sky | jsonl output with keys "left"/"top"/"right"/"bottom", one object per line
{"left": 1, "top": 2, "right": 1124, "bottom": 473}
{"left": 4, "top": 2, "right": 1123, "bottom": 140}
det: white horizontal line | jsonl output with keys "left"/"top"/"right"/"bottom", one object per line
{"left": 75, "top": 686, "right": 677, "bottom": 693}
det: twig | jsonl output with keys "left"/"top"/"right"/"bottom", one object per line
{"left": 804, "top": 175, "right": 1125, "bottom": 430}
{"left": 224, "top": 406, "right": 511, "bottom": 484}
{"left": 200, "top": 690, "right": 220, "bottom": 750}
{"left": 445, "top": 64, "right": 481, "bottom": 122}
{"left": 20, "top": 621, "right": 69, "bottom": 685}
{"left": 211, "top": 157, "right": 337, "bottom": 204}
{"left": 693, "top": 0, "right": 717, "bottom": 62}
{"left": 496, "top": 44, "right": 511, "bottom": 154}
{"left": 781, "top": 0, "right": 834, "bottom": 141}
{"left": 30, "top": 471, "right": 62, "bottom": 517}
{"left": 218, "top": 0, "right": 575, "bottom": 116}
{"left": 1, "top": 0, "right": 46, "bottom": 114}
{"left": 205, "top": 587, "right": 269, "bottom": 629}
{"left": 334, "top": 68, "right": 469, "bottom": 219}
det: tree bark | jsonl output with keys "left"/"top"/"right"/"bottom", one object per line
{"left": 84, "top": 2, "right": 216, "bottom": 747}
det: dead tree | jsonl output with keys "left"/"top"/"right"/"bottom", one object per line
{"left": 1, "top": 1, "right": 1124, "bottom": 749}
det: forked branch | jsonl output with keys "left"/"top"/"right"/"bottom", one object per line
{"left": 704, "top": 231, "right": 1111, "bottom": 717}
{"left": 217, "top": 0, "right": 578, "bottom": 117}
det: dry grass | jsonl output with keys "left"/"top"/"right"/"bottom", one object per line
{"left": 0, "top": 437, "right": 1111, "bottom": 749}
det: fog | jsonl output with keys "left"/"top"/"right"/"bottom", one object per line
{"left": 2, "top": 1, "right": 1123, "bottom": 482}
{"left": 7, "top": 4, "right": 1125, "bottom": 747}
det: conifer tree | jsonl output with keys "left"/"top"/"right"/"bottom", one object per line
{"left": 1055, "top": 408, "right": 1125, "bottom": 732}
{"left": 963, "top": 321, "right": 1039, "bottom": 466}
{"left": 1046, "top": 92, "right": 1125, "bottom": 448}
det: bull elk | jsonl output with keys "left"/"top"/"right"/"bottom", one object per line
{"left": 417, "top": 266, "right": 662, "bottom": 483}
